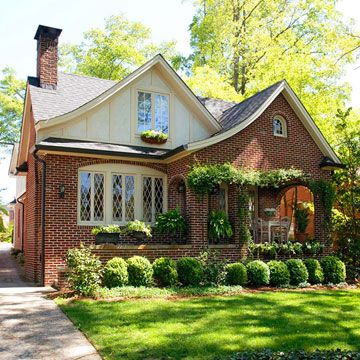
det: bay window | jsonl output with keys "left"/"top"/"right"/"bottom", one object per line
{"left": 137, "top": 91, "right": 169, "bottom": 134}
{"left": 78, "top": 164, "right": 166, "bottom": 225}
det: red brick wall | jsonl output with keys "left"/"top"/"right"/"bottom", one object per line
{"left": 29, "top": 92, "right": 332, "bottom": 286}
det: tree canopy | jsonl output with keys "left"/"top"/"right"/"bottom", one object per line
{"left": 60, "top": 14, "right": 181, "bottom": 80}
{"left": 188, "top": 0, "right": 360, "bottom": 144}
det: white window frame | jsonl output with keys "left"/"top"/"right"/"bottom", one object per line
{"left": 142, "top": 175, "right": 164, "bottom": 223}
{"left": 273, "top": 115, "right": 287, "bottom": 138}
{"left": 136, "top": 90, "right": 170, "bottom": 134}
{"left": 77, "top": 164, "right": 167, "bottom": 226}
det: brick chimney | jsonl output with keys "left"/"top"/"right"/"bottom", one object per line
{"left": 34, "top": 25, "right": 62, "bottom": 89}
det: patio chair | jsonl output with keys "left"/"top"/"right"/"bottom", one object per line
{"left": 256, "top": 218, "right": 269, "bottom": 243}
{"left": 271, "top": 217, "right": 291, "bottom": 243}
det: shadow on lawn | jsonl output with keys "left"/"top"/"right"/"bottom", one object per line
{"left": 61, "top": 290, "right": 360, "bottom": 359}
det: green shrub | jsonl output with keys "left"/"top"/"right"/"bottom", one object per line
{"left": 246, "top": 260, "right": 270, "bottom": 287}
{"left": 155, "top": 208, "right": 187, "bottom": 236}
{"left": 177, "top": 257, "right": 203, "bottom": 286}
{"left": 126, "top": 256, "right": 153, "bottom": 287}
{"left": 66, "top": 244, "right": 102, "bottom": 296}
{"left": 102, "top": 257, "right": 128, "bottom": 288}
{"left": 268, "top": 260, "right": 290, "bottom": 287}
{"left": 152, "top": 257, "right": 178, "bottom": 287}
{"left": 225, "top": 263, "right": 247, "bottom": 286}
{"left": 286, "top": 259, "right": 308, "bottom": 286}
{"left": 320, "top": 256, "right": 346, "bottom": 284}
{"left": 198, "top": 248, "right": 226, "bottom": 286}
{"left": 303, "top": 259, "right": 324, "bottom": 284}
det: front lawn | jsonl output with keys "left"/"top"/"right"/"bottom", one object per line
{"left": 58, "top": 290, "right": 360, "bottom": 359}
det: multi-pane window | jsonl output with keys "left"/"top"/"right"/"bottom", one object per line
{"left": 137, "top": 91, "right": 169, "bottom": 134}
{"left": 273, "top": 116, "right": 287, "bottom": 137}
{"left": 79, "top": 166, "right": 165, "bottom": 225}
{"left": 142, "top": 176, "right": 164, "bottom": 223}
{"left": 219, "top": 183, "right": 228, "bottom": 214}
{"left": 79, "top": 171, "right": 105, "bottom": 222}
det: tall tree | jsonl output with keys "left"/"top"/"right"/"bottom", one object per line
{"left": 189, "top": 0, "right": 360, "bottom": 144}
{"left": 60, "top": 14, "right": 181, "bottom": 80}
{"left": 0, "top": 67, "right": 25, "bottom": 145}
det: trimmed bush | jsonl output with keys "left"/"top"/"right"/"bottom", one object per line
{"left": 126, "top": 256, "right": 153, "bottom": 287}
{"left": 152, "top": 257, "right": 178, "bottom": 287}
{"left": 177, "top": 257, "right": 203, "bottom": 286}
{"left": 66, "top": 244, "right": 102, "bottom": 296}
{"left": 303, "top": 259, "right": 324, "bottom": 284}
{"left": 268, "top": 260, "right": 290, "bottom": 287}
{"left": 246, "top": 260, "right": 270, "bottom": 287}
{"left": 286, "top": 259, "right": 308, "bottom": 286}
{"left": 320, "top": 256, "right": 346, "bottom": 284}
{"left": 102, "top": 257, "right": 128, "bottom": 288}
{"left": 225, "top": 262, "right": 247, "bottom": 286}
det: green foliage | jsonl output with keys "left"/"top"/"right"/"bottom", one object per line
{"left": 268, "top": 260, "right": 290, "bottom": 287}
{"left": 189, "top": 0, "right": 358, "bottom": 145}
{"left": 152, "top": 257, "right": 178, "bottom": 287}
{"left": 208, "top": 210, "right": 233, "bottom": 241}
{"left": 0, "top": 67, "right": 25, "bottom": 144}
{"left": 286, "top": 259, "right": 308, "bottom": 286}
{"left": 302, "top": 240, "right": 324, "bottom": 255}
{"left": 66, "top": 244, "right": 102, "bottom": 296}
{"left": 155, "top": 208, "right": 186, "bottom": 236}
{"left": 303, "top": 259, "right": 324, "bottom": 285}
{"left": 320, "top": 256, "right": 346, "bottom": 284}
{"left": 246, "top": 260, "right": 270, "bottom": 287}
{"left": 223, "top": 349, "right": 360, "bottom": 360}
{"left": 60, "top": 14, "right": 179, "bottom": 80}
{"left": 176, "top": 257, "right": 203, "bottom": 286}
{"left": 225, "top": 262, "right": 247, "bottom": 286}
{"left": 140, "top": 130, "right": 168, "bottom": 141}
{"left": 0, "top": 223, "right": 13, "bottom": 243}
{"left": 238, "top": 191, "right": 252, "bottom": 244}
{"left": 197, "top": 248, "right": 227, "bottom": 286}
{"left": 294, "top": 208, "right": 310, "bottom": 233}
{"left": 91, "top": 224, "right": 120, "bottom": 235}
{"left": 126, "top": 256, "right": 153, "bottom": 287}
{"left": 102, "top": 257, "right": 128, "bottom": 288}
{"left": 122, "top": 220, "right": 152, "bottom": 238}
{"left": 248, "top": 241, "right": 306, "bottom": 258}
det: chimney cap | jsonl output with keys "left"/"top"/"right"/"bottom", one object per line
{"left": 34, "top": 25, "right": 62, "bottom": 40}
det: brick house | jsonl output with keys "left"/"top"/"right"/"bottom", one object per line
{"left": 9, "top": 25, "right": 342, "bottom": 287}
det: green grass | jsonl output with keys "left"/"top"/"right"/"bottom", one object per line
{"left": 57, "top": 290, "right": 360, "bottom": 360}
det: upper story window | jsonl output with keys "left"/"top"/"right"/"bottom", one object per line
{"left": 137, "top": 91, "right": 169, "bottom": 134}
{"left": 273, "top": 115, "right": 287, "bottom": 137}
{"left": 78, "top": 164, "right": 166, "bottom": 225}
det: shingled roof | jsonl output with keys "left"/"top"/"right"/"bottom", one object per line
{"left": 28, "top": 73, "right": 116, "bottom": 121}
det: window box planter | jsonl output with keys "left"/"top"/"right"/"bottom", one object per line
{"left": 140, "top": 135, "right": 167, "bottom": 145}
{"left": 129, "top": 230, "right": 148, "bottom": 241}
{"left": 95, "top": 232, "right": 120, "bottom": 244}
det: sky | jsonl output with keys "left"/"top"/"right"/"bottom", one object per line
{"left": 0, "top": 0, "right": 360, "bottom": 203}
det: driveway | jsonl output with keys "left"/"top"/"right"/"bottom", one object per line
{"left": 0, "top": 242, "right": 101, "bottom": 360}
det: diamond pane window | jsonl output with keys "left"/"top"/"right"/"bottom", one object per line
{"left": 143, "top": 177, "right": 152, "bottom": 222}
{"left": 155, "top": 94, "right": 169, "bottom": 134}
{"left": 93, "top": 174, "right": 104, "bottom": 221}
{"left": 80, "top": 172, "right": 91, "bottom": 221}
{"left": 112, "top": 174, "right": 122, "bottom": 221}
{"left": 125, "top": 175, "right": 135, "bottom": 221}
{"left": 137, "top": 92, "right": 152, "bottom": 132}
{"left": 154, "top": 178, "right": 163, "bottom": 217}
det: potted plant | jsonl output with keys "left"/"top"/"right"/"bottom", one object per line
{"left": 155, "top": 208, "right": 187, "bottom": 243}
{"left": 140, "top": 130, "right": 168, "bottom": 145}
{"left": 208, "top": 210, "right": 233, "bottom": 244}
{"left": 91, "top": 225, "right": 121, "bottom": 244}
{"left": 294, "top": 208, "right": 310, "bottom": 242}
{"left": 122, "top": 220, "right": 152, "bottom": 241}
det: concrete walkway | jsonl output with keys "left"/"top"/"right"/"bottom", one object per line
{"left": 0, "top": 242, "right": 101, "bottom": 360}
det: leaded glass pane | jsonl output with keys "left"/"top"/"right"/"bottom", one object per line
{"left": 273, "top": 118, "right": 283, "bottom": 135}
{"left": 112, "top": 174, "right": 122, "bottom": 221}
{"left": 137, "top": 92, "right": 152, "bottom": 132}
{"left": 93, "top": 173, "right": 104, "bottom": 221}
{"left": 155, "top": 94, "right": 169, "bottom": 134}
{"left": 219, "top": 187, "right": 226, "bottom": 213}
{"left": 154, "top": 178, "right": 163, "bottom": 217}
{"left": 143, "top": 177, "right": 152, "bottom": 222}
{"left": 125, "top": 175, "right": 135, "bottom": 221}
{"left": 80, "top": 172, "right": 91, "bottom": 221}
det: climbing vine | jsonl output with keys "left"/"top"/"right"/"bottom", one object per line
{"left": 238, "top": 190, "right": 252, "bottom": 244}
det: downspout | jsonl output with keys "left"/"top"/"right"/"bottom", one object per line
{"left": 32, "top": 150, "right": 46, "bottom": 286}
{"left": 16, "top": 198, "right": 25, "bottom": 253}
